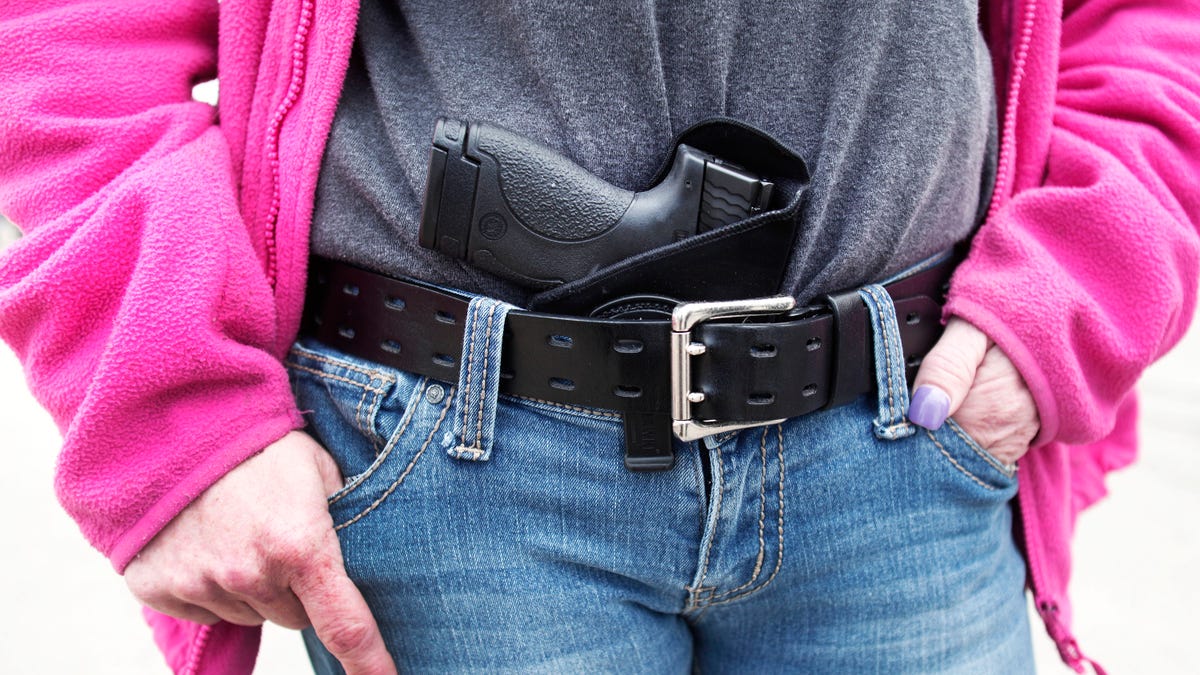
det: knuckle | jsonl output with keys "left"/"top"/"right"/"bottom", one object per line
{"left": 124, "top": 568, "right": 149, "bottom": 595}
{"left": 274, "top": 536, "right": 319, "bottom": 570}
{"left": 214, "top": 564, "right": 257, "bottom": 593}
{"left": 320, "top": 619, "right": 375, "bottom": 656}
{"left": 175, "top": 575, "right": 217, "bottom": 603}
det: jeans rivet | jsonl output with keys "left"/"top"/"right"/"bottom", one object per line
{"left": 425, "top": 384, "right": 446, "bottom": 405}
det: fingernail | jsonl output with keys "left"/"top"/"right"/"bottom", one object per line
{"left": 909, "top": 385, "right": 950, "bottom": 430}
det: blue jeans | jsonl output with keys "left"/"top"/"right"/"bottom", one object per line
{"left": 286, "top": 283, "right": 1033, "bottom": 673}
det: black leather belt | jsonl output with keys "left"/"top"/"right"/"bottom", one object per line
{"left": 301, "top": 256, "right": 953, "bottom": 470}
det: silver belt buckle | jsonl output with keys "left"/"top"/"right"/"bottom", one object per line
{"left": 670, "top": 295, "right": 797, "bottom": 442}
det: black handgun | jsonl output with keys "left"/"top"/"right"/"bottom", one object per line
{"left": 419, "top": 118, "right": 775, "bottom": 288}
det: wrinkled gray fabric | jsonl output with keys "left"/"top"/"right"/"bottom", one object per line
{"left": 313, "top": 0, "right": 996, "bottom": 307}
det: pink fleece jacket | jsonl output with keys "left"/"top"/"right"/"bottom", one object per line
{"left": 1, "top": 0, "right": 1197, "bottom": 672}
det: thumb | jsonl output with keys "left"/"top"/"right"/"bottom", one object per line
{"left": 908, "top": 317, "right": 990, "bottom": 430}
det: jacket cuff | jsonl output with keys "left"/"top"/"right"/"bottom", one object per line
{"left": 943, "top": 299, "right": 1060, "bottom": 449}
{"left": 107, "top": 408, "right": 304, "bottom": 573}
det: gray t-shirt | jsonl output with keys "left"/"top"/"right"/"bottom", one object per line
{"left": 313, "top": 0, "right": 996, "bottom": 307}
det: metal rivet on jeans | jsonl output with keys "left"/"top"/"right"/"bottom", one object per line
{"left": 425, "top": 384, "right": 446, "bottom": 404}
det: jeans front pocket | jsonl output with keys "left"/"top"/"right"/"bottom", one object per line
{"left": 920, "top": 417, "right": 1017, "bottom": 493}
{"left": 286, "top": 339, "right": 430, "bottom": 516}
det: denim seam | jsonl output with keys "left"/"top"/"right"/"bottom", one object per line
{"left": 353, "top": 382, "right": 378, "bottom": 451}
{"left": 709, "top": 424, "right": 786, "bottom": 607}
{"left": 923, "top": 429, "right": 1000, "bottom": 491}
{"left": 687, "top": 443, "right": 725, "bottom": 614}
{"left": 287, "top": 347, "right": 398, "bottom": 384}
{"left": 867, "top": 286, "right": 901, "bottom": 424}
{"left": 693, "top": 444, "right": 707, "bottom": 544}
{"left": 709, "top": 425, "right": 771, "bottom": 602}
{"left": 947, "top": 419, "right": 1015, "bottom": 477}
{"left": 473, "top": 302, "right": 500, "bottom": 449}
{"left": 334, "top": 388, "right": 454, "bottom": 530}
{"left": 326, "top": 382, "right": 428, "bottom": 507}
{"left": 284, "top": 362, "right": 389, "bottom": 394}
{"left": 364, "top": 384, "right": 386, "bottom": 454}
{"left": 458, "top": 303, "right": 482, "bottom": 450}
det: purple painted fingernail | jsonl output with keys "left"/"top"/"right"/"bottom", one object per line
{"left": 909, "top": 385, "right": 950, "bottom": 430}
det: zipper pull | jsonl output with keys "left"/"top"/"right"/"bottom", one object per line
{"left": 1035, "top": 599, "right": 1108, "bottom": 674}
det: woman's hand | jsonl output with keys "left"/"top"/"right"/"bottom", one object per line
{"left": 908, "top": 318, "right": 1040, "bottom": 466}
{"left": 124, "top": 431, "right": 397, "bottom": 675}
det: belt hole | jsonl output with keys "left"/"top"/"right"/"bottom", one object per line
{"left": 905, "top": 311, "right": 920, "bottom": 325}
{"left": 802, "top": 383, "right": 818, "bottom": 397}
{"left": 500, "top": 371, "right": 514, "bottom": 380}
{"left": 548, "top": 335, "right": 574, "bottom": 349}
{"left": 612, "top": 338, "right": 644, "bottom": 354}
{"left": 748, "top": 392, "right": 775, "bottom": 406}
{"left": 549, "top": 377, "right": 576, "bottom": 391}
{"left": 906, "top": 355, "right": 922, "bottom": 368}
{"left": 337, "top": 326, "right": 356, "bottom": 340}
{"left": 433, "top": 353, "right": 455, "bottom": 368}
{"left": 342, "top": 284, "right": 359, "bottom": 297}
{"left": 385, "top": 296, "right": 406, "bottom": 311}
{"left": 750, "top": 343, "right": 777, "bottom": 358}
{"left": 806, "top": 337, "right": 821, "bottom": 352}
{"left": 614, "top": 385, "right": 642, "bottom": 398}
{"left": 435, "top": 310, "right": 456, "bottom": 324}
{"left": 380, "top": 339, "right": 401, "bottom": 354}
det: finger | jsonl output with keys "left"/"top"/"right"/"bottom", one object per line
{"left": 909, "top": 317, "right": 990, "bottom": 430}
{"left": 198, "top": 599, "right": 268, "bottom": 627}
{"left": 138, "top": 595, "right": 225, "bottom": 626}
{"left": 127, "top": 571, "right": 251, "bottom": 626}
{"left": 169, "top": 576, "right": 269, "bottom": 627}
{"left": 214, "top": 562, "right": 313, "bottom": 630}
{"left": 242, "top": 589, "right": 312, "bottom": 631}
{"left": 294, "top": 554, "right": 396, "bottom": 675}
{"left": 312, "top": 441, "right": 347, "bottom": 497}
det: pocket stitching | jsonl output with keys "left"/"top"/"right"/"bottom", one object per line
{"left": 923, "top": 429, "right": 1001, "bottom": 491}
{"left": 287, "top": 351, "right": 398, "bottom": 451}
{"left": 288, "top": 346, "right": 399, "bottom": 384}
{"left": 334, "top": 387, "right": 454, "bottom": 531}
{"left": 326, "top": 379, "right": 426, "bottom": 507}
{"left": 946, "top": 419, "right": 1014, "bottom": 477}
{"left": 286, "top": 361, "right": 390, "bottom": 395}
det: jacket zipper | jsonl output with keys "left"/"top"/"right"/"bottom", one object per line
{"left": 182, "top": 0, "right": 319, "bottom": 672}
{"left": 262, "top": 0, "right": 317, "bottom": 291}
{"left": 990, "top": 0, "right": 1101, "bottom": 671}
{"left": 181, "top": 623, "right": 212, "bottom": 675}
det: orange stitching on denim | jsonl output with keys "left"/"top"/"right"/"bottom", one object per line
{"left": 287, "top": 347, "right": 397, "bottom": 383}
{"left": 711, "top": 424, "right": 787, "bottom": 607}
{"left": 684, "top": 585, "right": 717, "bottom": 615}
{"left": 688, "top": 443, "right": 724, "bottom": 612}
{"left": 947, "top": 419, "right": 1014, "bottom": 476}
{"left": 353, "top": 380, "right": 371, "bottom": 441}
{"left": 924, "top": 429, "right": 999, "bottom": 491}
{"left": 364, "top": 386, "right": 386, "bottom": 454}
{"left": 459, "top": 305, "right": 481, "bottom": 449}
{"left": 711, "top": 426, "right": 770, "bottom": 601}
{"left": 473, "top": 302, "right": 500, "bottom": 449}
{"left": 866, "top": 286, "right": 900, "bottom": 422}
{"left": 285, "top": 362, "right": 388, "bottom": 394}
{"left": 335, "top": 389, "right": 454, "bottom": 530}
{"left": 451, "top": 445, "right": 486, "bottom": 460}
{"left": 326, "top": 382, "right": 427, "bottom": 507}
